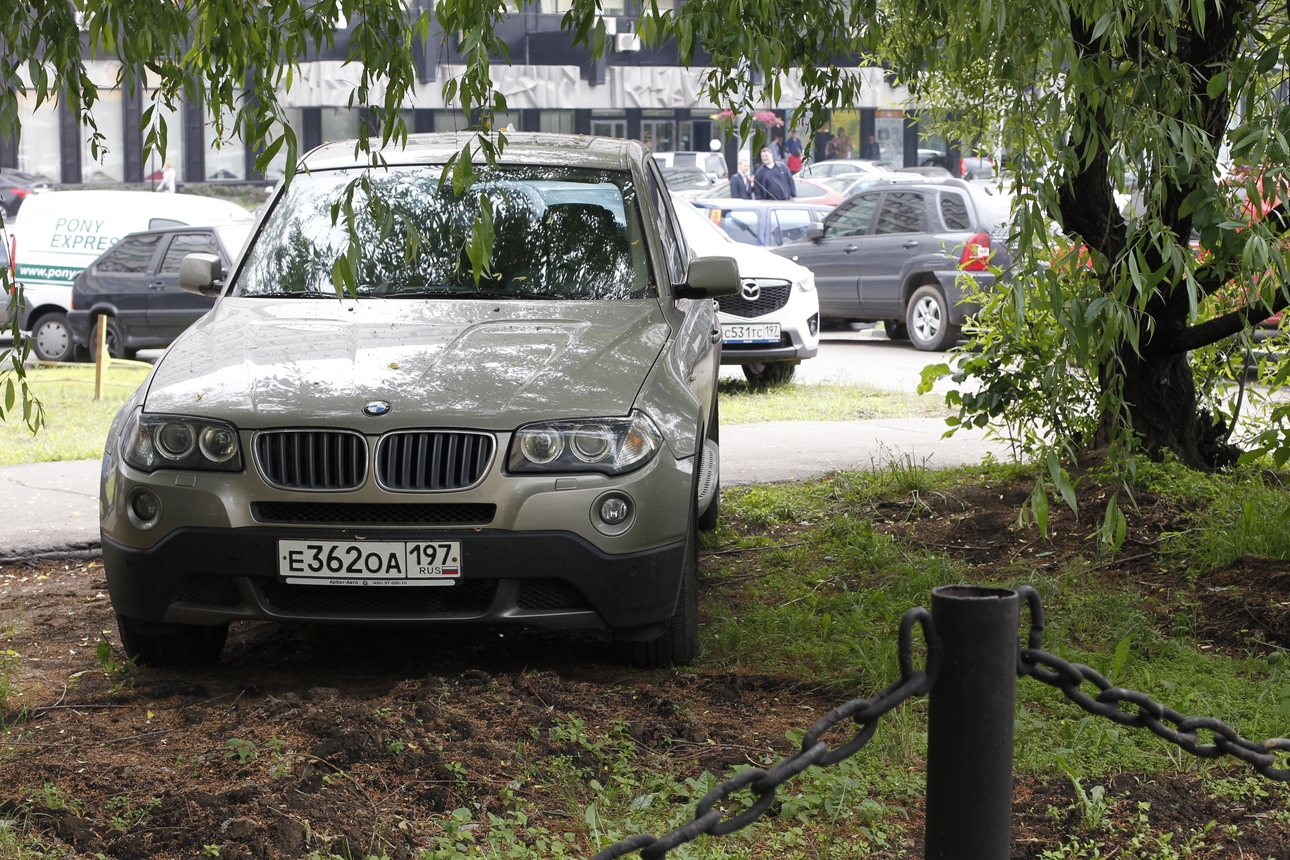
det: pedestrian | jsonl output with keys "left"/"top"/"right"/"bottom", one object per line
{"left": 770, "top": 132, "right": 785, "bottom": 163}
{"left": 861, "top": 134, "right": 881, "bottom": 160}
{"left": 832, "top": 128, "right": 853, "bottom": 159}
{"left": 157, "top": 160, "right": 176, "bottom": 193}
{"left": 728, "top": 155, "right": 754, "bottom": 198}
{"left": 784, "top": 131, "right": 804, "bottom": 173}
{"left": 753, "top": 146, "right": 795, "bottom": 200}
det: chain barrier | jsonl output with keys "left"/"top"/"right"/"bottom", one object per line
{"left": 589, "top": 607, "right": 942, "bottom": 860}
{"left": 1014, "top": 585, "right": 1290, "bottom": 781}
{"left": 590, "top": 586, "right": 1290, "bottom": 860}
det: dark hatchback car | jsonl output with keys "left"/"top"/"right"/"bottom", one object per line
{"left": 772, "top": 178, "right": 1012, "bottom": 350}
{"left": 69, "top": 224, "right": 251, "bottom": 359}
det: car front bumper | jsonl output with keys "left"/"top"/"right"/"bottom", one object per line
{"left": 103, "top": 526, "right": 685, "bottom": 634}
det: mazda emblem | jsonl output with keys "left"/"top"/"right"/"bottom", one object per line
{"left": 741, "top": 280, "right": 761, "bottom": 301}
{"left": 362, "top": 400, "right": 392, "bottom": 417}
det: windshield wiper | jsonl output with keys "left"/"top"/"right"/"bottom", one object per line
{"left": 248, "top": 291, "right": 334, "bottom": 298}
{"left": 384, "top": 290, "right": 552, "bottom": 300}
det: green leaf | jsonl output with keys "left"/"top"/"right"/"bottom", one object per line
{"left": 1206, "top": 71, "right": 1228, "bottom": 100}
{"left": 1030, "top": 478, "right": 1050, "bottom": 537}
{"left": 1110, "top": 634, "right": 1132, "bottom": 684}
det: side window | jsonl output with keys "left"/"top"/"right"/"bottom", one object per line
{"left": 159, "top": 233, "right": 222, "bottom": 275}
{"left": 771, "top": 209, "right": 813, "bottom": 246}
{"left": 940, "top": 193, "right": 971, "bottom": 230}
{"left": 874, "top": 192, "right": 925, "bottom": 234}
{"left": 644, "top": 160, "right": 688, "bottom": 284}
{"left": 713, "top": 209, "right": 760, "bottom": 245}
{"left": 824, "top": 194, "right": 879, "bottom": 238}
{"left": 94, "top": 234, "right": 162, "bottom": 274}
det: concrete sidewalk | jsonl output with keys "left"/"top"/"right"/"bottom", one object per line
{"left": 0, "top": 418, "right": 1012, "bottom": 560}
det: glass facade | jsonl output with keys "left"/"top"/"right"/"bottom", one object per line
{"left": 142, "top": 94, "right": 185, "bottom": 185}
{"left": 15, "top": 93, "right": 61, "bottom": 183}
{"left": 81, "top": 89, "right": 125, "bottom": 182}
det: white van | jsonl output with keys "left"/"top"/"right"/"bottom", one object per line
{"left": 10, "top": 191, "right": 253, "bottom": 360}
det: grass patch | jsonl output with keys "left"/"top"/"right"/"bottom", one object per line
{"left": 0, "top": 364, "right": 149, "bottom": 465}
{"left": 718, "top": 378, "right": 948, "bottom": 424}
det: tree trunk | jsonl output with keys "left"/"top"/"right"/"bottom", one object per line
{"left": 1098, "top": 346, "right": 1239, "bottom": 469}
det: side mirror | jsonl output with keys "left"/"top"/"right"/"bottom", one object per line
{"left": 179, "top": 253, "right": 225, "bottom": 297}
{"left": 806, "top": 223, "right": 824, "bottom": 241}
{"left": 675, "top": 256, "right": 740, "bottom": 299}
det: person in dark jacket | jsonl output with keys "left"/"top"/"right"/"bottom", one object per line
{"left": 752, "top": 146, "right": 795, "bottom": 200}
{"left": 728, "top": 155, "right": 753, "bottom": 198}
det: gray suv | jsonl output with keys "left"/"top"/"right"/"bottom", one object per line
{"left": 100, "top": 133, "right": 739, "bottom": 669}
{"left": 772, "top": 178, "right": 1012, "bottom": 350}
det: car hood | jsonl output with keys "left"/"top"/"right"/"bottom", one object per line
{"left": 715, "top": 241, "right": 812, "bottom": 282}
{"left": 144, "top": 298, "right": 671, "bottom": 429}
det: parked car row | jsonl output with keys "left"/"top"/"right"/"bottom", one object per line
{"left": 6, "top": 190, "right": 254, "bottom": 360}
{"left": 658, "top": 157, "right": 1014, "bottom": 351}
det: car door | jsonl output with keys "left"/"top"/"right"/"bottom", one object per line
{"left": 768, "top": 208, "right": 815, "bottom": 248}
{"left": 858, "top": 191, "right": 927, "bottom": 316}
{"left": 146, "top": 231, "right": 223, "bottom": 343}
{"left": 777, "top": 193, "right": 878, "bottom": 316}
{"left": 87, "top": 233, "right": 165, "bottom": 337}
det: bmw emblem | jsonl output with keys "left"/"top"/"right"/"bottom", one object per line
{"left": 362, "top": 400, "right": 392, "bottom": 417}
{"left": 741, "top": 280, "right": 761, "bottom": 301}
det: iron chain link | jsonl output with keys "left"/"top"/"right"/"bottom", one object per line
{"left": 589, "top": 607, "right": 943, "bottom": 860}
{"left": 1014, "top": 585, "right": 1290, "bottom": 781}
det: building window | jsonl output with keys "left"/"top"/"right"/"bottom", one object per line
{"left": 321, "top": 107, "right": 361, "bottom": 146}
{"left": 142, "top": 94, "right": 185, "bottom": 187}
{"left": 540, "top": 111, "right": 574, "bottom": 134}
{"left": 263, "top": 108, "right": 305, "bottom": 180}
{"left": 592, "top": 113, "right": 626, "bottom": 139}
{"left": 81, "top": 89, "right": 125, "bottom": 182}
{"left": 15, "top": 94, "right": 61, "bottom": 183}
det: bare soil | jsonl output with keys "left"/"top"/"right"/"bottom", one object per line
{"left": 2, "top": 476, "right": 1288, "bottom": 859}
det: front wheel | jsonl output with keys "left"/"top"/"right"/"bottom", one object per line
{"left": 698, "top": 400, "right": 720, "bottom": 532}
{"left": 906, "top": 285, "right": 960, "bottom": 351}
{"left": 89, "top": 315, "right": 136, "bottom": 361}
{"left": 612, "top": 512, "right": 699, "bottom": 668}
{"left": 30, "top": 312, "right": 75, "bottom": 362}
{"left": 742, "top": 361, "right": 796, "bottom": 387}
{"left": 116, "top": 614, "right": 229, "bottom": 667}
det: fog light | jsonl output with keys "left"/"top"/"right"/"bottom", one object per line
{"left": 808, "top": 313, "right": 819, "bottom": 336}
{"left": 132, "top": 492, "right": 158, "bottom": 521}
{"left": 599, "top": 496, "right": 631, "bottom": 525}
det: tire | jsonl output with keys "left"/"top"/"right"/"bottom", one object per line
{"left": 698, "top": 399, "right": 720, "bottom": 532}
{"left": 906, "top": 284, "right": 961, "bottom": 351}
{"left": 116, "top": 613, "right": 229, "bottom": 667}
{"left": 884, "top": 319, "right": 909, "bottom": 341}
{"left": 612, "top": 510, "right": 699, "bottom": 668}
{"left": 742, "top": 361, "right": 796, "bottom": 387}
{"left": 88, "top": 316, "right": 136, "bottom": 362}
{"left": 30, "top": 312, "right": 75, "bottom": 362}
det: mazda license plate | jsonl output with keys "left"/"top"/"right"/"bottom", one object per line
{"left": 278, "top": 540, "right": 461, "bottom": 586}
{"left": 722, "top": 322, "right": 781, "bottom": 344}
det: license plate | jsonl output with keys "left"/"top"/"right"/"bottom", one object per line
{"left": 722, "top": 322, "right": 781, "bottom": 344}
{"left": 278, "top": 540, "right": 461, "bottom": 586}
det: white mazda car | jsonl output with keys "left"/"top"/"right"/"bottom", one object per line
{"left": 672, "top": 195, "right": 819, "bottom": 385}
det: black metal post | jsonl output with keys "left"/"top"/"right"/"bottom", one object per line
{"left": 924, "top": 585, "right": 1019, "bottom": 860}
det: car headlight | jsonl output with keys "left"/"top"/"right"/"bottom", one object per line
{"left": 120, "top": 408, "right": 243, "bottom": 473}
{"left": 508, "top": 411, "right": 663, "bottom": 475}
{"left": 795, "top": 275, "right": 816, "bottom": 293}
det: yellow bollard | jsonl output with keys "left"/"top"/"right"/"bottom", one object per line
{"left": 94, "top": 316, "right": 108, "bottom": 401}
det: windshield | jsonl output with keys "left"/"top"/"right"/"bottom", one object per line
{"left": 670, "top": 194, "right": 734, "bottom": 254}
{"left": 235, "top": 165, "right": 655, "bottom": 300}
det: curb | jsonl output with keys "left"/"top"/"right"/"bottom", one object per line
{"left": 0, "top": 541, "right": 102, "bottom": 566}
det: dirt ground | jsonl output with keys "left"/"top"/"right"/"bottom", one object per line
{"left": 2, "top": 476, "right": 1288, "bottom": 859}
